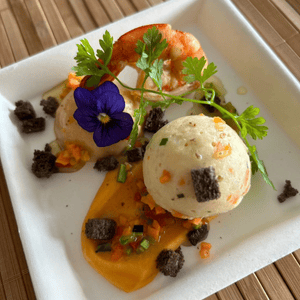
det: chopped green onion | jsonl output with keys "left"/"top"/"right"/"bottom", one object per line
{"left": 194, "top": 224, "right": 202, "bottom": 229}
{"left": 49, "top": 140, "right": 62, "bottom": 156}
{"left": 117, "top": 164, "right": 127, "bottom": 183}
{"left": 159, "top": 138, "right": 168, "bottom": 146}
{"left": 140, "top": 238, "right": 150, "bottom": 250}
{"left": 147, "top": 236, "right": 156, "bottom": 245}
{"left": 119, "top": 235, "right": 135, "bottom": 245}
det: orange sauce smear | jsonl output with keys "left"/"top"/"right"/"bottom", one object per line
{"left": 81, "top": 161, "right": 189, "bottom": 292}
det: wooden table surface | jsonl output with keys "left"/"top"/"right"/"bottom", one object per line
{"left": 0, "top": 0, "right": 300, "bottom": 299}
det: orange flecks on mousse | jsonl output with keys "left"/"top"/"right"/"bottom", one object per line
{"left": 159, "top": 169, "right": 171, "bottom": 184}
{"left": 212, "top": 141, "right": 232, "bottom": 159}
{"left": 227, "top": 193, "right": 240, "bottom": 205}
{"left": 213, "top": 116, "right": 226, "bottom": 131}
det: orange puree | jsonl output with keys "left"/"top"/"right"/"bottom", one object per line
{"left": 81, "top": 161, "right": 189, "bottom": 292}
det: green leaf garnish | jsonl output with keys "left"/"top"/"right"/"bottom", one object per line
{"left": 72, "top": 26, "right": 275, "bottom": 189}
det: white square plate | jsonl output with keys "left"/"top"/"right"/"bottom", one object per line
{"left": 0, "top": 0, "right": 300, "bottom": 299}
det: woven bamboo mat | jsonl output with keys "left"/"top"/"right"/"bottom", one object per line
{"left": 0, "top": 0, "right": 300, "bottom": 299}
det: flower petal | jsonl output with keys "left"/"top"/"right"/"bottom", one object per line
{"left": 91, "top": 81, "right": 120, "bottom": 96}
{"left": 73, "top": 109, "right": 99, "bottom": 132}
{"left": 97, "top": 91, "right": 126, "bottom": 116}
{"left": 74, "top": 87, "right": 97, "bottom": 113}
{"left": 93, "top": 113, "right": 133, "bottom": 147}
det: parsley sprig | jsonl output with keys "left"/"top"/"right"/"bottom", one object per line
{"left": 72, "top": 27, "right": 275, "bottom": 189}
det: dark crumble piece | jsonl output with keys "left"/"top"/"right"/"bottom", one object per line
{"left": 85, "top": 218, "right": 117, "bottom": 240}
{"left": 201, "top": 95, "right": 221, "bottom": 113}
{"left": 277, "top": 180, "right": 299, "bottom": 203}
{"left": 94, "top": 156, "right": 119, "bottom": 172}
{"left": 14, "top": 100, "right": 36, "bottom": 120}
{"left": 144, "top": 108, "right": 168, "bottom": 133}
{"left": 191, "top": 166, "right": 221, "bottom": 202}
{"left": 95, "top": 243, "right": 112, "bottom": 253}
{"left": 126, "top": 147, "right": 143, "bottom": 162}
{"left": 22, "top": 117, "right": 46, "bottom": 133}
{"left": 40, "top": 96, "right": 59, "bottom": 117}
{"left": 187, "top": 224, "right": 209, "bottom": 246}
{"left": 31, "top": 149, "right": 58, "bottom": 178}
{"left": 177, "top": 193, "right": 185, "bottom": 199}
{"left": 132, "top": 225, "right": 143, "bottom": 233}
{"left": 44, "top": 143, "right": 52, "bottom": 153}
{"left": 156, "top": 247, "right": 184, "bottom": 277}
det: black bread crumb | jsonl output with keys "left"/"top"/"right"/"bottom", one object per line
{"left": 191, "top": 166, "right": 221, "bottom": 202}
{"left": 126, "top": 147, "right": 143, "bottom": 162}
{"left": 22, "top": 117, "right": 45, "bottom": 133}
{"left": 14, "top": 100, "right": 36, "bottom": 120}
{"left": 144, "top": 108, "right": 168, "bottom": 133}
{"left": 187, "top": 224, "right": 209, "bottom": 246}
{"left": 31, "top": 149, "right": 58, "bottom": 178}
{"left": 277, "top": 180, "right": 299, "bottom": 203}
{"left": 156, "top": 247, "right": 184, "bottom": 277}
{"left": 85, "top": 218, "right": 116, "bottom": 240}
{"left": 94, "top": 156, "right": 119, "bottom": 172}
{"left": 40, "top": 97, "right": 59, "bottom": 117}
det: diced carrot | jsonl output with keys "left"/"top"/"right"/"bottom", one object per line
{"left": 111, "top": 244, "right": 124, "bottom": 262}
{"left": 201, "top": 242, "right": 212, "bottom": 250}
{"left": 155, "top": 205, "right": 166, "bottom": 215}
{"left": 190, "top": 217, "right": 202, "bottom": 226}
{"left": 147, "top": 226, "right": 160, "bottom": 241}
{"left": 159, "top": 170, "right": 171, "bottom": 184}
{"left": 56, "top": 152, "right": 70, "bottom": 166}
{"left": 67, "top": 72, "right": 84, "bottom": 90}
{"left": 151, "top": 220, "right": 160, "bottom": 230}
{"left": 141, "top": 194, "right": 156, "bottom": 210}
{"left": 200, "top": 242, "right": 212, "bottom": 259}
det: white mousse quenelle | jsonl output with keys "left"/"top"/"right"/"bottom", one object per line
{"left": 143, "top": 115, "right": 251, "bottom": 219}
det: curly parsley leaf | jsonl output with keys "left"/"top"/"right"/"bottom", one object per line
{"left": 237, "top": 106, "right": 268, "bottom": 140}
{"left": 248, "top": 145, "right": 275, "bottom": 189}
{"left": 135, "top": 27, "right": 167, "bottom": 90}
{"left": 97, "top": 30, "right": 113, "bottom": 66}
{"left": 182, "top": 56, "right": 217, "bottom": 85}
{"left": 72, "top": 31, "right": 113, "bottom": 87}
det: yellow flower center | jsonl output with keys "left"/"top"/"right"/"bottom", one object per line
{"left": 98, "top": 113, "right": 111, "bottom": 124}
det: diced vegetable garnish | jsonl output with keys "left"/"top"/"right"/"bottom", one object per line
{"left": 159, "top": 138, "right": 168, "bottom": 146}
{"left": 95, "top": 243, "right": 112, "bottom": 253}
{"left": 117, "top": 164, "right": 127, "bottom": 183}
{"left": 140, "top": 238, "right": 150, "bottom": 250}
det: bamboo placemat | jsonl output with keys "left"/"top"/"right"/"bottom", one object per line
{"left": 0, "top": 1, "right": 300, "bottom": 299}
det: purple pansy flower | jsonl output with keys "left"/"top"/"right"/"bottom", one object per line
{"left": 73, "top": 81, "right": 133, "bottom": 147}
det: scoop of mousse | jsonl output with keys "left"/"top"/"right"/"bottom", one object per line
{"left": 54, "top": 83, "right": 140, "bottom": 161}
{"left": 143, "top": 115, "right": 251, "bottom": 219}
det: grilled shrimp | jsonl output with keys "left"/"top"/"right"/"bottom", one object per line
{"left": 80, "top": 24, "right": 207, "bottom": 100}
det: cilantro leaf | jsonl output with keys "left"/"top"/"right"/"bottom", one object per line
{"left": 237, "top": 106, "right": 268, "bottom": 140}
{"left": 182, "top": 57, "right": 217, "bottom": 85}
